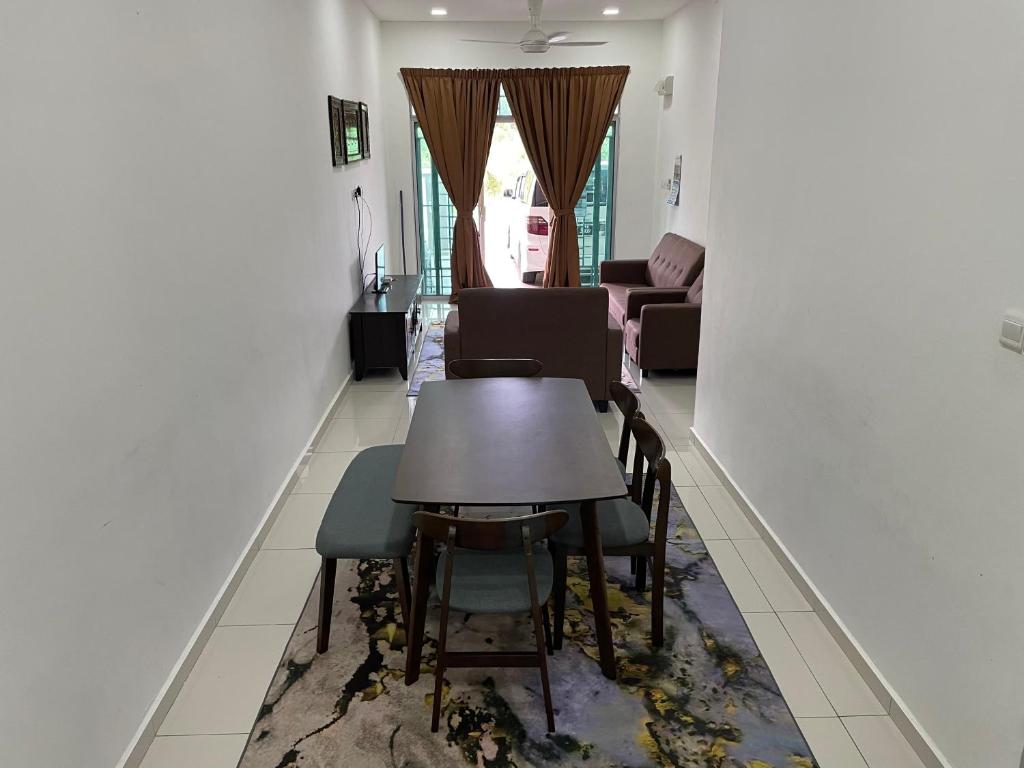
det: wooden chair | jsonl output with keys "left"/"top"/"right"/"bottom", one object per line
{"left": 549, "top": 415, "right": 672, "bottom": 649}
{"left": 609, "top": 380, "right": 642, "bottom": 474}
{"left": 412, "top": 509, "right": 569, "bottom": 733}
{"left": 446, "top": 358, "right": 544, "bottom": 379}
{"left": 315, "top": 445, "right": 415, "bottom": 654}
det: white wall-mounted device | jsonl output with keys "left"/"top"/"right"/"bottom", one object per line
{"left": 999, "top": 312, "right": 1024, "bottom": 353}
{"left": 655, "top": 75, "right": 674, "bottom": 97}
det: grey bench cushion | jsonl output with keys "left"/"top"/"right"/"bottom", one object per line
{"left": 315, "top": 445, "right": 416, "bottom": 559}
{"left": 550, "top": 498, "right": 650, "bottom": 549}
{"left": 436, "top": 545, "right": 553, "bottom": 614}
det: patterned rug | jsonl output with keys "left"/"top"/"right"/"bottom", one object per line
{"left": 237, "top": 482, "right": 818, "bottom": 768}
{"left": 408, "top": 321, "right": 641, "bottom": 397}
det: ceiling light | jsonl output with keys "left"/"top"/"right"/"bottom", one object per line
{"left": 603, "top": 7, "right": 620, "bottom": 15}
{"left": 430, "top": 7, "right": 447, "bottom": 16}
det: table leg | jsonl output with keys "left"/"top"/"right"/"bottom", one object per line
{"left": 405, "top": 505, "right": 438, "bottom": 686}
{"left": 579, "top": 498, "right": 617, "bottom": 680}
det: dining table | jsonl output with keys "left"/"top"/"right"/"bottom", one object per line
{"left": 392, "top": 376, "right": 627, "bottom": 683}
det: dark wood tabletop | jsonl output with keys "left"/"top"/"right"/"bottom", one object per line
{"left": 349, "top": 274, "right": 422, "bottom": 315}
{"left": 395, "top": 377, "right": 626, "bottom": 684}
{"left": 392, "top": 377, "right": 626, "bottom": 507}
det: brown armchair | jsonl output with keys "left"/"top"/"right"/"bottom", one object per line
{"left": 444, "top": 287, "right": 622, "bottom": 409}
{"left": 621, "top": 272, "right": 703, "bottom": 375}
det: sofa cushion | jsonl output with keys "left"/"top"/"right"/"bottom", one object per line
{"left": 605, "top": 282, "right": 646, "bottom": 327}
{"left": 645, "top": 233, "right": 705, "bottom": 289}
{"left": 686, "top": 271, "right": 704, "bottom": 304}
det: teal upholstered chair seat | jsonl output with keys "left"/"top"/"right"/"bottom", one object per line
{"left": 315, "top": 444, "right": 416, "bottom": 559}
{"left": 550, "top": 498, "right": 650, "bottom": 550}
{"left": 435, "top": 544, "right": 554, "bottom": 614}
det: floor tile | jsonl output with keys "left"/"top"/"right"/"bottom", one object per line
{"left": 677, "top": 486, "right": 727, "bottom": 539}
{"left": 638, "top": 384, "right": 695, "bottom": 415}
{"left": 841, "top": 716, "right": 927, "bottom": 768}
{"left": 317, "top": 418, "right": 398, "bottom": 452}
{"left": 651, "top": 411, "right": 695, "bottom": 444}
{"left": 141, "top": 735, "right": 249, "bottom": 768}
{"left": 393, "top": 416, "right": 410, "bottom": 443}
{"left": 780, "top": 613, "right": 888, "bottom": 716}
{"left": 705, "top": 540, "right": 772, "bottom": 612}
{"left": 348, "top": 369, "right": 408, "bottom": 391}
{"left": 796, "top": 718, "right": 868, "bottom": 768}
{"left": 263, "top": 494, "right": 330, "bottom": 550}
{"left": 158, "top": 625, "right": 292, "bottom": 735}
{"left": 743, "top": 612, "right": 834, "bottom": 717}
{"left": 677, "top": 448, "right": 721, "bottom": 486}
{"left": 333, "top": 388, "right": 415, "bottom": 419}
{"left": 663, "top": 451, "right": 696, "bottom": 486}
{"left": 734, "top": 539, "right": 811, "bottom": 611}
{"left": 292, "top": 451, "right": 357, "bottom": 493}
{"left": 701, "top": 485, "right": 759, "bottom": 538}
{"left": 219, "top": 549, "right": 320, "bottom": 626}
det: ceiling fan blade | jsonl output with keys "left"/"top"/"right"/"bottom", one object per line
{"left": 549, "top": 41, "right": 608, "bottom": 46}
{"left": 547, "top": 30, "right": 569, "bottom": 43}
{"left": 460, "top": 39, "right": 522, "bottom": 44}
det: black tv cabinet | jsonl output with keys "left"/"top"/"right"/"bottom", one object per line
{"left": 349, "top": 274, "right": 422, "bottom": 381}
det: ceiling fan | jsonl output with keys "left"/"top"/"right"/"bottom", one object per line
{"left": 461, "top": 0, "right": 609, "bottom": 54}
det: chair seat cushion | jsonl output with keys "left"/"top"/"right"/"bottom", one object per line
{"left": 550, "top": 498, "right": 650, "bottom": 549}
{"left": 315, "top": 445, "right": 416, "bottom": 559}
{"left": 436, "top": 545, "right": 553, "bottom": 614}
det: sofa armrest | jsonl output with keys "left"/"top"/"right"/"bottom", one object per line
{"left": 638, "top": 303, "right": 701, "bottom": 369}
{"left": 625, "top": 287, "right": 691, "bottom": 321}
{"left": 443, "top": 310, "right": 461, "bottom": 371}
{"left": 600, "top": 259, "right": 649, "bottom": 285}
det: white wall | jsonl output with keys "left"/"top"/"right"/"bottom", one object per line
{"left": 697, "top": 1, "right": 1024, "bottom": 766}
{"left": 651, "top": 0, "right": 722, "bottom": 245}
{"left": 379, "top": 21, "right": 665, "bottom": 276}
{"left": 0, "top": 1, "right": 388, "bottom": 765}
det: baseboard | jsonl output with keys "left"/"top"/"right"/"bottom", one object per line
{"left": 689, "top": 427, "right": 954, "bottom": 768}
{"left": 116, "top": 374, "right": 352, "bottom": 768}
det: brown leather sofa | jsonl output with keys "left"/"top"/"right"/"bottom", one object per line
{"left": 600, "top": 233, "right": 705, "bottom": 375}
{"left": 444, "top": 287, "right": 622, "bottom": 409}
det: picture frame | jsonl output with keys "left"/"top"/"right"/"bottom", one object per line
{"left": 342, "top": 99, "right": 363, "bottom": 163}
{"left": 359, "top": 102, "right": 371, "bottom": 159}
{"left": 328, "top": 95, "right": 345, "bottom": 167}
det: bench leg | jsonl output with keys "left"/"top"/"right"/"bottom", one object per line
{"left": 317, "top": 557, "right": 337, "bottom": 654}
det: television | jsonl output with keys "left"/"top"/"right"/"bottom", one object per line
{"left": 374, "top": 245, "right": 389, "bottom": 293}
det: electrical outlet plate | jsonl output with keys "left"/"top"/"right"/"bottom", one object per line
{"left": 999, "top": 313, "right": 1024, "bottom": 353}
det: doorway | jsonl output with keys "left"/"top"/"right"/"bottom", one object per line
{"left": 414, "top": 90, "right": 617, "bottom": 297}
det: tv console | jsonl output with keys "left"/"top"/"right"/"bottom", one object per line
{"left": 349, "top": 274, "right": 422, "bottom": 381}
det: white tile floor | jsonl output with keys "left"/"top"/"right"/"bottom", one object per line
{"left": 138, "top": 302, "right": 926, "bottom": 768}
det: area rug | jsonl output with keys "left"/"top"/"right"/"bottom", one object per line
{"left": 237, "top": 482, "right": 818, "bottom": 768}
{"left": 407, "top": 321, "right": 641, "bottom": 397}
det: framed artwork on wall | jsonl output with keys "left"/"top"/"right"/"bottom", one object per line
{"left": 342, "top": 99, "right": 363, "bottom": 163}
{"left": 328, "top": 95, "right": 345, "bottom": 167}
{"left": 359, "top": 102, "right": 370, "bottom": 158}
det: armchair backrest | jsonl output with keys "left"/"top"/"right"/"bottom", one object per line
{"left": 646, "top": 233, "right": 705, "bottom": 288}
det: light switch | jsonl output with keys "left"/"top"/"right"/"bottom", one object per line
{"left": 999, "top": 313, "right": 1024, "bottom": 353}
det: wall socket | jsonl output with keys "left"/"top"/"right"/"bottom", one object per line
{"left": 352, "top": 186, "right": 362, "bottom": 199}
{"left": 999, "top": 312, "right": 1024, "bottom": 354}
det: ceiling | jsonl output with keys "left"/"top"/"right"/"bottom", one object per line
{"left": 364, "top": 1, "right": 690, "bottom": 22}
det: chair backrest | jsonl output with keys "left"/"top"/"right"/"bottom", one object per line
{"left": 454, "top": 287, "right": 610, "bottom": 397}
{"left": 412, "top": 510, "right": 569, "bottom": 551}
{"left": 628, "top": 416, "right": 672, "bottom": 545}
{"left": 609, "top": 381, "right": 640, "bottom": 466}
{"left": 447, "top": 358, "right": 544, "bottom": 380}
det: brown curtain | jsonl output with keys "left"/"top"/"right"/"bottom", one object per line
{"left": 500, "top": 67, "right": 629, "bottom": 287}
{"left": 401, "top": 68, "right": 499, "bottom": 300}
